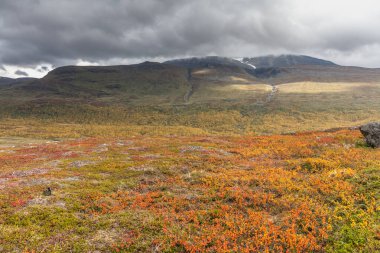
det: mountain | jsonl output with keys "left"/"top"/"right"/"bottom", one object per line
{"left": 1, "top": 54, "right": 380, "bottom": 108}
{"left": 241, "top": 54, "right": 338, "bottom": 68}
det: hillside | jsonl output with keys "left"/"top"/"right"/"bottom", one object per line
{"left": 0, "top": 62, "right": 193, "bottom": 109}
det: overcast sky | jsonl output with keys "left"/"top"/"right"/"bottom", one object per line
{"left": 1, "top": 0, "right": 380, "bottom": 78}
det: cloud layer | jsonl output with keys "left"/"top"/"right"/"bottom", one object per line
{"left": 1, "top": 0, "right": 380, "bottom": 77}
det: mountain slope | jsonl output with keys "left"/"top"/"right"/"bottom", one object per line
{"left": 268, "top": 65, "right": 380, "bottom": 84}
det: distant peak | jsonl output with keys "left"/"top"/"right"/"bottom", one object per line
{"left": 140, "top": 61, "right": 160, "bottom": 65}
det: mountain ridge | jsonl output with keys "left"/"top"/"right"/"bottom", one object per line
{"left": 242, "top": 54, "right": 338, "bottom": 68}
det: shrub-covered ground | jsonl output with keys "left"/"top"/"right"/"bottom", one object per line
{"left": 0, "top": 127, "right": 379, "bottom": 252}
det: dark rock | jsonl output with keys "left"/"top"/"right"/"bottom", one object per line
{"left": 43, "top": 187, "right": 52, "bottom": 196}
{"left": 360, "top": 122, "right": 380, "bottom": 148}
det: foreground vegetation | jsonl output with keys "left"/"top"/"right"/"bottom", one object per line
{"left": 0, "top": 121, "right": 378, "bottom": 252}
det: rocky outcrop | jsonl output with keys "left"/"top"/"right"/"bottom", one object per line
{"left": 360, "top": 122, "right": 380, "bottom": 148}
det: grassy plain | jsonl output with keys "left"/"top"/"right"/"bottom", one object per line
{"left": 1, "top": 81, "right": 379, "bottom": 135}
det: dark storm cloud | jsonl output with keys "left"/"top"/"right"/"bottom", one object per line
{"left": 14, "top": 70, "right": 28, "bottom": 76}
{"left": 0, "top": 0, "right": 380, "bottom": 68}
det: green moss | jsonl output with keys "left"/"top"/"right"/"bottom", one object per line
{"left": 1, "top": 207, "right": 92, "bottom": 252}
{"left": 328, "top": 166, "right": 380, "bottom": 252}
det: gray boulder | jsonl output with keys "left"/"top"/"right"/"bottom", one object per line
{"left": 360, "top": 122, "right": 380, "bottom": 148}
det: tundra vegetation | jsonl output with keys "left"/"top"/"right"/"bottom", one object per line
{"left": 0, "top": 121, "right": 378, "bottom": 252}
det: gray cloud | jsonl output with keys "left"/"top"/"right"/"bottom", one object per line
{"left": 14, "top": 70, "right": 28, "bottom": 76}
{"left": 0, "top": 0, "right": 380, "bottom": 69}
{"left": 37, "top": 65, "right": 49, "bottom": 72}
{"left": 0, "top": 65, "right": 5, "bottom": 71}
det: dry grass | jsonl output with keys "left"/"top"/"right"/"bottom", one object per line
{"left": 278, "top": 82, "right": 380, "bottom": 93}
{"left": 189, "top": 83, "right": 271, "bottom": 103}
